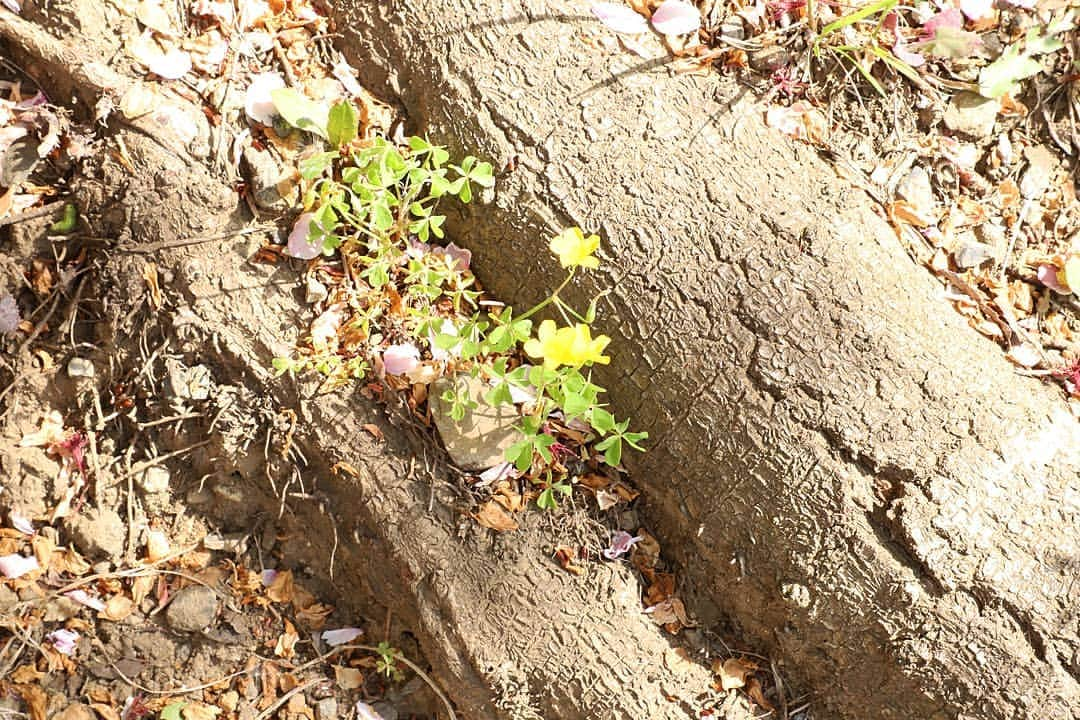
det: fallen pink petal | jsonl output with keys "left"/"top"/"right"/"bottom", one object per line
{"left": 382, "top": 343, "right": 421, "bottom": 375}
{"left": 479, "top": 461, "right": 518, "bottom": 483}
{"left": 602, "top": 531, "right": 643, "bottom": 560}
{"left": 959, "top": 0, "right": 993, "bottom": 20}
{"left": 650, "top": 0, "right": 701, "bottom": 35}
{"left": 148, "top": 49, "right": 192, "bottom": 80}
{"left": 883, "top": 12, "right": 925, "bottom": 67}
{"left": 921, "top": 8, "right": 963, "bottom": 38}
{"left": 0, "top": 553, "right": 39, "bottom": 578}
{"left": 332, "top": 59, "right": 364, "bottom": 97}
{"left": 245, "top": 72, "right": 286, "bottom": 124}
{"left": 321, "top": 627, "right": 363, "bottom": 646}
{"left": 1, "top": 0, "right": 21, "bottom": 13}
{"left": 286, "top": 213, "right": 321, "bottom": 260}
{"left": 591, "top": 2, "right": 649, "bottom": 34}
{"left": 355, "top": 702, "right": 386, "bottom": 720}
{"left": 11, "top": 512, "right": 34, "bottom": 535}
{"left": 65, "top": 589, "right": 107, "bottom": 612}
{"left": 47, "top": 628, "right": 80, "bottom": 655}
{"left": 438, "top": 242, "right": 472, "bottom": 271}
{"left": 261, "top": 569, "right": 278, "bottom": 586}
{"left": 1037, "top": 264, "right": 1068, "bottom": 293}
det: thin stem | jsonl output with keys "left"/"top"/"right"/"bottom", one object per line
{"left": 517, "top": 269, "right": 575, "bottom": 323}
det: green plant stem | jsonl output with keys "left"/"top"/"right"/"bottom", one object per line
{"left": 516, "top": 269, "right": 575, "bottom": 323}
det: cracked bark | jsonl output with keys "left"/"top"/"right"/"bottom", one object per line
{"left": 333, "top": 0, "right": 1080, "bottom": 717}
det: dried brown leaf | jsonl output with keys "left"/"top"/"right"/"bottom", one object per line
{"left": 474, "top": 501, "right": 518, "bottom": 532}
{"left": 334, "top": 665, "right": 364, "bottom": 690}
{"left": 265, "top": 568, "right": 294, "bottom": 603}
{"left": 16, "top": 684, "right": 46, "bottom": 720}
{"left": 713, "top": 657, "right": 757, "bottom": 690}
{"left": 100, "top": 595, "right": 135, "bottom": 622}
{"left": 553, "top": 545, "right": 585, "bottom": 576}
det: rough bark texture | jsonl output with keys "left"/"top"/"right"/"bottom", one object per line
{"left": 333, "top": 1, "right": 1080, "bottom": 718}
{"left": 3, "top": 6, "right": 756, "bottom": 719}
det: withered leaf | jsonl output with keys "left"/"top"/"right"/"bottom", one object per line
{"left": 333, "top": 665, "right": 364, "bottom": 690}
{"left": 712, "top": 656, "right": 757, "bottom": 691}
{"left": 474, "top": 501, "right": 518, "bottom": 532}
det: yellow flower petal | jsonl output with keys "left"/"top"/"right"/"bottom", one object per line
{"left": 549, "top": 227, "right": 601, "bottom": 269}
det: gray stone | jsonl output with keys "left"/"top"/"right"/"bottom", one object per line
{"left": 43, "top": 596, "right": 83, "bottom": 622}
{"left": 241, "top": 145, "right": 297, "bottom": 212}
{"left": 138, "top": 465, "right": 171, "bottom": 494}
{"left": 165, "top": 585, "right": 219, "bottom": 632}
{"left": 0, "top": 584, "right": 17, "bottom": 611}
{"left": 895, "top": 166, "right": 935, "bottom": 215}
{"left": 305, "top": 277, "right": 328, "bottom": 304}
{"left": 430, "top": 375, "right": 520, "bottom": 471}
{"left": 954, "top": 240, "right": 996, "bottom": 269}
{"left": 748, "top": 46, "right": 791, "bottom": 74}
{"left": 315, "top": 698, "right": 338, "bottom": 720}
{"left": 974, "top": 221, "right": 1006, "bottom": 249}
{"left": 1020, "top": 145, "right": 1055, "bottom": 200}
{"left": 943, "top": 92, "right": 998, "bottom": 139}
{"left": 370, "top": 702, "right": 397, "bottom": 720}
{"left": 66, "top": 507, "right": 126, "bottom": 561}
{"left": 165, "top": 360, "right": 213, "bottom": 401}
{"left": 67, "top": 357, "right": 95, "bottom": 378}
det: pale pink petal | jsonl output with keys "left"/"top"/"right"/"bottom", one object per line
{"left": 286, "top": 213, "right": 321, "bottom": 260}
{"left": 332, "top": 59, "right": 364, "bottom": 97}
{"left": 507, "top": 382, "right": 536, "bottom": 404}
{"left": 245, "top": 72, "right": 286, "bottom": 124}
{"left": 406, "top": 237, "right": 433, "bottom": 259}
{"left": 355, "top": 703, "right": 386, "bottom": 720}
{"left": 922, "top": 8, "right": 962, "bottom": 38}
{"left": 1037, "top": 264, "right": 1068, "bottom": 293}
{"left": 65, "top": 589, "right": 107, "bottom": 612}
{"left": 238, "top": 0, "right": 271, "bottom": 29}
{"left": 0, "top": 553, "right": 39, "bottom": 578}
{"left": 382, "top": 343, "right": 421, "bottom": 376}
{"left": 261, "top": 569, "right": 278, "bottom": 586}
{"left": 883, "top": 12, "right": 925, "bottom": 67}
{"left": 321, "top": 627, "right": 363, "bottom": 646}
{"left": 591, "top": 2, "right": 649, "bottom": 34}
{"left": 602, "top": 531, "right": 643, "bottom": 560}
{"left": 478, "top": 461, "right": 517, "bottom": 483}
{"left": 14, "top": 91, "right": 47, "bottom": 109}
{"left": 428, "top": 319, "right": 462, "bottom": 362}
{"left": 192, "top": 0, "right": 235, "bottom": 23}
{"left": 960, "top": 0, "right": 993, "bottom": 20}
{"left": 650, "top": 0, "right": 701, "bottom": 35}
{"left": 11, "top": 512, "right": 34, "bottom": 535}
{"left": 148, "top": 48, "right": 192, "bottom": 80}
{"left": 46, "top": 629, "right": 79, "bottom": 655}
{"left": 1, "top": 0, "right": 21, "bottom": 13}
{"left": 438, "top": 242, "right": 472, "bottom": 271}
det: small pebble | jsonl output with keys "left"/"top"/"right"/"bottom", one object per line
{"left": 315, "top": 698, "right": 338, "bottom": 720}
{"left": 138, "top": 466, "right": 171, "bottom": 494}
{"left": 67, "top": 357, "right": 95, "bottom": 378}
{"left": 305, "top": 277, "right": 328, "bottom": 304}
{"left": 954, "top": 241, "right": 995, "bottom": 270}
{"left": 166, "top": 585, "right": 219, "bottom": 632}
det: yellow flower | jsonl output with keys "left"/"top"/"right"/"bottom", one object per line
{"left": 549, "top": 227, "right": 601, "bottom": 270}
{"left": 524, "top": 320, "right": 611, "bottom": 369}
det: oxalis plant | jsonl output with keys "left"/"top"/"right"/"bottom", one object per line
{"left": 270, "top": 95, "right": 646, "bottom": 510}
